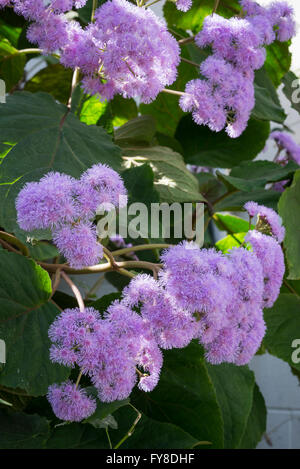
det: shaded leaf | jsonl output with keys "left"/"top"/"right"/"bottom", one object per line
{"left": 0, "top": 251, "right": 69, "bottom": 395}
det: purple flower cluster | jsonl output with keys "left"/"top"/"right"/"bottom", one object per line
{"left": 61, "top": 0, "right": 180, "bottom": 102}
{"left": 4, "top": 0, "right": 179, "bottom": 102}
{"left": 245, "top": 230, "right": 285, "bottom": 308}
{"left": 175, "top": 0, "right": 192, "bottom": 12}
{"left": 180, "top": 1, "right": 295, "bottom": 137}
{"left": 268, "top": 132, "right": 300, "bottom": 192}
{"left": 160, "top": 242, "right": 266, "bottom": 365}
{"left": 48, "top": 201, "right": 285, "bottom": 419}
{"left": 271, "top": 131, "right": 300, "bottom": 165}
{"left": 16, "top": 164, "right": 127, "bottom": 268}
{"left": 47, "top": 381, "right": 96, "bottom": 422}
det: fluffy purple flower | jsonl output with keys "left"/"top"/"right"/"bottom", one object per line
{"left": 27, "top": 11, "right": 69, "bottom": 53}
{"left": 61, "top": 0, "right": 180, "bottom": 103}
{"left": 244, "top": 201, "right": 285, "bottom": 243}
{"left": 50, "top": 0, "right": 87, "bottom": 13}
{"left": 246, "top": 230, "right": 285, "bottom": 308}
{"left": 0, "top": 0, "right": 12, "bottom": 8}
{"left": 47, "top": 381, "right": 96, "bottom": 422}
{"left": 16, "top": 172, "right": 78, "bottom": 231}
{"left": 13, "top": 0, "right": 46, "bottom": 20}
{"left": 53, "top": 222, "right": 103, "bottom": 269}
{"left": 196, "top": 14, "right": 266, "bottom": 72}
{"left": 76, "top": 164, "right": 128, "bottom": 219}
{"left": 271, "top": 131, "right": 300, "bottom": 165}
{"left": 180, "top": 57, "right": 255, "bottom": 138}
{"left": 49, "top": 307, "right": 101, "bottom": 367}
{"left": 160, "top": 242, "right": 235, "bottom": 344}
{"left": 175, "top": 0, "right": 192, "bottom": 12}
{"left": 122, "top": 274, "right": 196, "bottom": 349}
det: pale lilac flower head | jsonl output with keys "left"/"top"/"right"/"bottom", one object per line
{"left": 176, "top": 0, "right": 192, "bottom": 12}
{"left": 76, "top": 164, "right": 127, "bottom": 219}
{"left": 50, "top": 0, "right": 88, "bottom": 13}
{"left": 244, "top": 201, "right": 285, "bottom": 243}
{"left": 47, "top": 381, "right": 96, "bottom": 422}
{"left": 195, "top": 14, "right": 265, "bottom": 71}
{"left": 13, "top": 0, "right": 45, "bottom": 20}
{"left": 122, "top": 274, "right": 196, "bottom": 349}
{"left": 268, "top": 1, "right": 296, "bottom": 41}
{"left": 246, "top": 230, "right": 285, "bottom": 308}
{"left": 49, "top": 307, "right": 101, "bottom": 367}
{"left": 62, "top": 0, "right": 180, "bottom": 102}
{"left": 160, "top": 242, "right": 236, "bottom": 346}
{"left": 27, "top": 11, "right": 69, "bottom": 53}
{"left": 16, "top": 172, "right": 78, "bottom": 231}
{"left": 180, "top": 57, "right": 255, "bottom": 138}
{"left": 271, "top": 131, "right": 300, "bottom": 165}
{"left": 0, "top": 0, "right": 12, "bottom": 8}
{"left": 53, "top": 222, "right": 103, "bottom": 269}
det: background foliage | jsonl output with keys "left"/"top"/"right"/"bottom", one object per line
{"left": 0, "top": 0, "right": 299, "bottom": 449}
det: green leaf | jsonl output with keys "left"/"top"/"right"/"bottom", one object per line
{"left": 28, "top": 242, "right": 59, "bottom": 261}
{"left": 214, "top": 189, "right": 280, "bottom": 212}
{"left": 264, "top": 293, "right": 300, "bottom": 370}
{"left": 217, "top": 161, "right": 298, "bottom": 192}
{"left": 47, "top": 422, "right": 109, "bottom": 449}
{"left": 25, "top": 64, "right": 73, "bottom": 104}
{"left": 164, "top": 0, "right": 240, "bottom": 34}
{"left": 0, "top": 91, "right": 122, "bottom": 237}
{"left": 47, "top": 410, "right": 198, "bottom": 449}
{"left": 132, "top": 342, "right": 224, "bottom": 449}
{"left": 216, "top": 232, "right": 246, "bottom": 253}
{"left": 122, "top": 146, "right": 204, "bottom": 203}
{"left": 252, "top": 84, "right": 286, "bottom": 123}
{"left": 264, "top": 41, "right": 291, "bottom": 88}
{"left": 214, "top": 213, "right": 250, "bottom": 233}
{"left": 79, "top": 94, "right": 107, "bottom": 125}
{"left": 111, "top": 407, "right": 199, "bottom": 449}
{"left": 0, "top": 38, "right": 26, "bottom": 91}
{"left": 115, "top": 115, "right": 156, "bottom": 147}
{"left": 253, "top": 67, "right": 286, "bottom": 123}
{"left": 282, "top": 71, "right": 300, "bottom": 118}
{"left": 206, "top": 364, "right": 255, "bottom": 449}
{"left": 278, "top": 169, "right": 300, "bottom": 279}
{"left": 239, "top": 384, "right": 266, "bottom": 449}
{"left": 0, "top": 251, "right": 69, "bottom": 395}
{"left": 84, "top": 395, "right": 130, "bottom": 429}
{"left": 0, "top": 409, "right": 50, "bottom": 449}
{"left": 123, "top": 164, "right": 160, "bottom": 205}
{"left": 175, "top": 115, "right": 270, "bottom": 168}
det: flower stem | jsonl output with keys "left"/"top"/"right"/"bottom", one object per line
{"left": 213, "top": 0, "right": 220, "bottom": 14}
{"left": 40, "top": 259, "right": 162, "bottom": 275}
{"left": 0, "top": 231, "right": 29, "bottom": 257}
{"left": 75, "top": 370, "right": 83, "bottom": 389}
{"left": 180, "top": 56, "right": 199, "bottom": 68}
{"left": 106, "top": 428, "right": 112, "bottom": 449}
{"left": 68, "top": 67, "right": 80, "bottom": 109}
{"left": 178, "top": 36, "right": 195, "bottom": 45}
{"left": 114, "top": 404, "right": 142, "bottom": 449}
{"left": 91, "top": 0, "right": 98, "bottom": 22}
{"left": 61, "top": 271, "right": 85, "bottom": 311}
{"left": 111, "top": 243, "right": 171, "bottom": 257}
{"left": 145, "top": 0, "right": 163, "bottom": 8}
{"left": 162, "top": 88, "right": 185, "bottom": 97}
